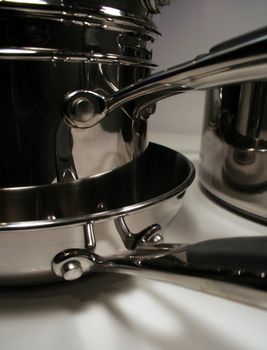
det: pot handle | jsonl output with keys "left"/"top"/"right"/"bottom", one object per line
{"left": 64, "top": 26, "right": 267, "bottom": 128}
{"left": 52, "top": 236, "right": 267, "bottom": 309}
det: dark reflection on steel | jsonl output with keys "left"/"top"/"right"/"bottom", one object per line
{"left": 55, "top": 120, "right": 78, "bottom": 183}
{"left": 0, "top": 143, "right": 195, "bottom": 228}
{"left": 199, "top": 83, "right": 267, "bottom": 223}
{"left": 0, "top": 1, "right": 158, "bottom": 187}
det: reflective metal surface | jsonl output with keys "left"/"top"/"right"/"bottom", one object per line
{"left": 142, "top": 0, "right": 172, "bottom": 14}
{"left": 78, "top": 26, "right": 267, "bottom": 124}
{"left": 52, "top": 237, "right": 267, "bottom": 310}
{"left": 0, "top": 1, "right": 159, "bottom": 187}
{"left": 66, "top": 25, "right": 267, "bottom": 223}
{"left": 0, "top": 4, "right": 267, "bottom": 290}
{"left": 0, "top": 144, "right": 194, "bottom": 285}
{"left": 199, "top": 33, "right": 267, "bottom": 223}
{"left": 0, "top": 0, "right": 160, "bottom": 38}
{"left": 0, "top": 142, "right": 195, "bottom": 228}
{"left": 1, "top": 5, "right": 267, "bottom": 192}
{"left": 199, "top": 84, "right": 267, "bottom": 223}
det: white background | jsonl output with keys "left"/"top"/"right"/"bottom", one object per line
{"left": 149, "top": 0, "right": 267, "bottom": 135}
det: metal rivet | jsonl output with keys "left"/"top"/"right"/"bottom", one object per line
{"left": 149, "top": 233, "right": 163, "bottom": 244}
{"left": 61, "top": 260, "right": 83, "bottom": 281}
{"left": 72, "top": 97, "right": 94, "bottom": 123}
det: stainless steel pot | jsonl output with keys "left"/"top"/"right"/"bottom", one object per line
{"left": 0, "top": 0, "right": 164, "bottom": 187}
{"left": 199, "top": 34, "right": 267, "bottom": 223}
{"left": 1, "top": 1, "right": 267, "bottom": 309}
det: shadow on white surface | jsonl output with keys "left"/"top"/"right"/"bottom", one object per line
{"left": 0, "top": 250, "right": 266, "bottom": 350}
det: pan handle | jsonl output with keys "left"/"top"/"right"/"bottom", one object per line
{"left": 64, "top": 26, "right": 267, "bottom": 128}
{"left": 52, "top": 236, "right": 267, "bottom": 310}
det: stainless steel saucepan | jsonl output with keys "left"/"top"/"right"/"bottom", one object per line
{"left": 0, "top": 0, "right": 161, "bottom": 187}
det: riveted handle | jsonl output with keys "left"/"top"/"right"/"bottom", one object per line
{"left": 63, "top": 26, "right": 267, "bottom": 127}
{"left": 52, "top": 235, "right": 267, "bottom": 309}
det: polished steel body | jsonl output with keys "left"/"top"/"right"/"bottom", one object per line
{"left": 199, "top": 83, "right": 267, "bottom": 223}
{"left": 199, "top": 33, "right": 267, "bottom": 223}
{"left": 0, "top": 0, "right": 159, "bottom": 187}
{"left": 0, "top": 143, "right": 195, "bottom": 285}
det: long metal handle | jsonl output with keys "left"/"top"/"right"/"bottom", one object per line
{"left": 52, "top": 236, "right": 267, "bottom": 310}
{"left": 64, "top": 26, "right": 267, "bottom": 127}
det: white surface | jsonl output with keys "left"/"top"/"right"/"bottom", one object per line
{"left": 150, "top": 0, "right": 267, "bottom": 135}
{"left": 1, "top": 134, "right": 267, "bottom": 350}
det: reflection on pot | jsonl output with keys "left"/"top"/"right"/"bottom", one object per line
{"left": 199, "top": 83, "right": 267, "bottom": 223}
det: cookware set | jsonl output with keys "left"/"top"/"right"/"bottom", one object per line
{"left": 0, "top": 0, "right": 266, "bottom": 309}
